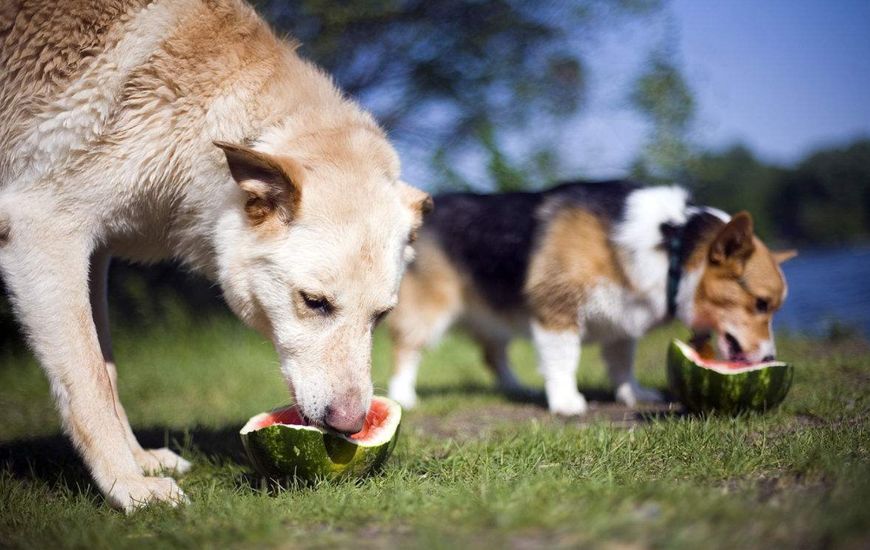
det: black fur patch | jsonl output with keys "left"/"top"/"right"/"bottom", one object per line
{"left": 677, "top": 209, "right": 727, "bottom": 265}
{"left": 426, "top": 180, "right": 640, "bottom": 310}
{"left": 544, "top": 179, "right": 640, "bottom": 221}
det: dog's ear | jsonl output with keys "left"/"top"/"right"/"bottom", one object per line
{"left": 772, "top": 249, "right": 798, "bottom": 264}
{"left": 214, "top": 141, "right": 302, "bottom": 225}
{"left": 709, "top": 211, "right": 756, "bottom": 270}
{"left": 397, "top": 182, "right": 432, "bottom": 262}
{"left": 398, "top": 181, "right": 433, "bottom": 241}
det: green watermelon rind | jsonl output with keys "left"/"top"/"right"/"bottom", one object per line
{"left": 239, "top": 396, "right": 401, "bottom": 481}
{"left": 667, "top": 339, "right": 793, "bottom": 414}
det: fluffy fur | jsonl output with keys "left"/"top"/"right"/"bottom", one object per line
{"left": 387, "top": 180, "right": 794, "bottom": 415}
{"left": 0, "top": 0, "right": 429, "bottom": 512}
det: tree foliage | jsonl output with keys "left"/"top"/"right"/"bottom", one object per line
{"left": 254, "top": 0, "right": 662, "bottom": 189}
{"left": 684, "top": 145, "right": 783, "bottom": 238}
{"left": 685, "top": 140, "right": 870, "bottom": 245}
{"left": 771, "top": 140, "right": 870, "bottom": 244}
{"left": 630, "top": 52, "right": 696, "bottom": 181}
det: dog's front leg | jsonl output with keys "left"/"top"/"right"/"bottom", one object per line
{"left": 531, "top": 321, "right": 587, "bottom": 415}
{"left": 90, "top": 252, "right": 192, "bottom": 475}
{"left": 0, "top": 229, "right": 186, "bottom": 513}
{"left": 602, "top": 338, "right": 663, "bottom": 407}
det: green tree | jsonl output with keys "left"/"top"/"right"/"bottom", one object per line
{"left": 678, "top": 139, "right": 870, "bottom": 245}
{"left": 630, "top": 50, "right": 695, "bottom": 182}
{"left": 772, "top": 140, "right": 870, "bottom": 244}
{"left": 683, "top": 145, "right": 783, "bottom": 239}
{"left": 254, "top": 0, "right": 664, "bottom": 190}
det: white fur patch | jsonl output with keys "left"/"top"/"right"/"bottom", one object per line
{"left": 592, "top": 185, "right": 687, "bottom": 331}
{"left": 582, "top": 281, "right": 662, "bottom": 340}
{"left": 530, "top": 321, "right": 587, "bottom": 415}
{"left": 612, "top": 186, "right": 689, "bottom": 307}
{"left": 686, "top": 205, "right": 730, "bottom": 222}
{"left": 388, "top": 349, "right": 422, "bottom": 409}
{"left": 674, "top": 266, "right": 703, "bottom": 326}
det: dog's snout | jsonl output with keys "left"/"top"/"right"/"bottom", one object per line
{"left": 762, "top": 354, "right": 775, "bottom": 362}
{"left": 324, "top": 402, "right": 366, "bottom": 435}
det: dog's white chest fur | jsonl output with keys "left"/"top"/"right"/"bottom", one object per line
{"left": 580, "top": 186, "right": 691, "bottom": 341}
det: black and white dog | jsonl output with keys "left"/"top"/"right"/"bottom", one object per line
{"left": 387, "top": 180, "right": 795, "bottom": 414}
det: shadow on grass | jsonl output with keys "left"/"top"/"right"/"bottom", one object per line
{"left": 0, "top": 424, "right": 248, "bottom": 497}
{"left": 416, "top": 381, "right": 678, "bottom": 407}
{"left": 0, "top": 388, "right": 686, "bottom": 498}
{"left": 412, "top": 382, "right": 685, "bottom": 434}
{"left": 1, "top": 424, "right": 403, "bottom": 498}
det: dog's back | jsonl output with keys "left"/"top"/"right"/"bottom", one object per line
{"left": 0, "top": 0, "right": 143, "bottom": 162}
{"left": 2, "top": 0, "right": 182, "bottom": 183}
{"left": 0, "top": 0, "right": 340, "bottom": 194}
{"left": 419, "top": 180, "right": 640, "bottom": 312}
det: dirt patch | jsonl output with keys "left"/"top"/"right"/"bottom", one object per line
{"left": 409, "top": 399, "right": 681, "bottom": 442}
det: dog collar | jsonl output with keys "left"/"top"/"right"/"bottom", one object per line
{"left": 663, "top": 222, "right": 685, "bottom": 319}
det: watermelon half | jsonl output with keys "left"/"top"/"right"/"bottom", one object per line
{"left": 240, "top": 396, "right": 401, "bottom": 481}
{"left": 667, "top": 339, "right": 793, "bottom": 414}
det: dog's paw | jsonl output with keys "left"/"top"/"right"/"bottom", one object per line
{"left": 615, "top": 382, "right": 664, "bottom": 408}
{"left": 546, "top": 383, "right": 588, "bottom": 416}
{"left": 107, "top": 475, "right": 189, "bottom": 514}
{"left": 388, "top": 380, "right": 418, "bottom": 409}
{"left": 135, "top": 448, "right": 193, "bottom": 475}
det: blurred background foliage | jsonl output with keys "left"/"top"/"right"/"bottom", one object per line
{"left": 1, "top": 0, "right": 868, "bottom": 350}
{"left": 255, "top": 0, "right": 661, "bottom": 190}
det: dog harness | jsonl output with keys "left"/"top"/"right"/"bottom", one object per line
{"left": 663, "top": 222, "right": 685, "bottom": 319}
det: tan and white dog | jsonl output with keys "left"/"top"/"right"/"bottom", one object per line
{"left": 0, "top": 0, "right": 429, "bottom": 512}
{"left": 387, "top": 181, "right": 795, "bottom": 415}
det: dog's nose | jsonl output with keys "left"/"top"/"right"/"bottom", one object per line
{"left": 762, "top": 355, "right": 775, "bottom": 362}
{"left": 324, "top": 403, "right": 366, "bottom": 435}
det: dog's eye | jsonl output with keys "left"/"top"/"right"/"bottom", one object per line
{"left": 755, "top": 297, "right": 770, "bottom": 313}
{"left": 300, "top": 292, "right": 333, "bottom": 315}
{"left": 372, "top": 308, "right": 392, "bottom": 326}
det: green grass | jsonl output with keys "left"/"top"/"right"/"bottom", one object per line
{"left": 1, "top": 315, "right": 869, "bottom": 549}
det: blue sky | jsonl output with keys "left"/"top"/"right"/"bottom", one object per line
{"left": 674, "top": 0, "right": 870, "bottom": 164}
{"left": 394, "top": 0, "right": 870, "bottom": 187}
{"left": 540, "top": 0, "right": 870, "bottom": 181}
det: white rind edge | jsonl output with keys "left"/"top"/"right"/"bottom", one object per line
{"left": 673, "top": 339, "right": 788, "bottom": 375}
{"left": 239, "top": 409, "right": 323, "bottom": 435}
{"left": 238, "top": 396, "right": 403, "bottom": 445}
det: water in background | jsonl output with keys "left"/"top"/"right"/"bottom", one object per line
{"left": 776, "top": 247, "right": 870, "bottom": 337}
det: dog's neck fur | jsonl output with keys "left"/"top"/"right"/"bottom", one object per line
{"left": 671, "top": 207, "right": 729, "bottom": 325}
{"left": 609, "top": 186, "right": 729, "bottom": 335}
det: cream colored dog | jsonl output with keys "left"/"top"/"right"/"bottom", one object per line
{"left": 0, "top": 0, "right": 429, "bottom": 512}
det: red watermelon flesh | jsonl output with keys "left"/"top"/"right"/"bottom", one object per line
{"left": 681, "top": 340, "right": 780, "bottom": 373}
{"left": 253, "top": 398, "right": 392, "bottom": 442}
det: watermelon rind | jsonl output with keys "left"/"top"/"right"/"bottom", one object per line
{"left": 239, "top": 396, "right": 402, "bottom": 481}
{"left": 667, "top": 339, "right": 793, "bottom": 414}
